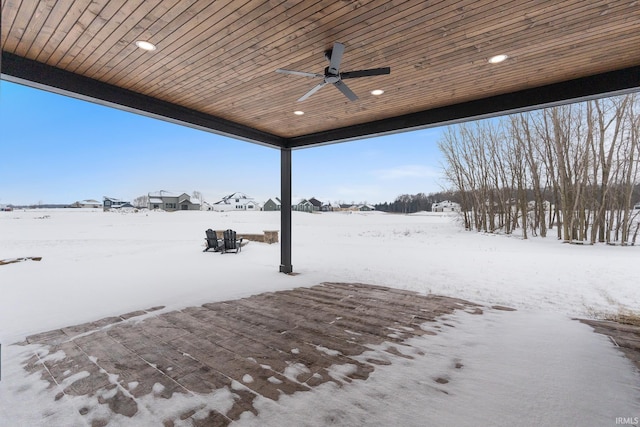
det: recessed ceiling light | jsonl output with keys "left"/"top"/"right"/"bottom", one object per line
{"left": 371, "top": 89, "right": 384, "bottom": 96}
{"left": 488, "top": 54, "right": 508, "bottom": 64}
{"left": 294, "top": 110, "right": 304, "bottom": 116}
{"left": 135, "top": 40, "right": 157, "bottom": 51}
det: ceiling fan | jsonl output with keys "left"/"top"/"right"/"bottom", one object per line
{"left": 275, "top": 42, "right": 390, "bottom": 102}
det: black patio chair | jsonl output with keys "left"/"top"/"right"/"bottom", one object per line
{"left": 203, "top": 229, "right": 223, "bottom": 252}
{"left": 222, "top": 229, "right": 243, "bottom": 254}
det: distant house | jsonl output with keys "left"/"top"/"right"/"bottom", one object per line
{"left": 294, "top": 199, "right": 314, "bottom": 212}
{"left": 329, "top": 203, "right": 371, "bottom": 212}
{"left": 432, "top": 201, "right": 460, "bottom": 212}
{"left": 308, "top": 197, "right": 322, "bottom": 212}
{"left": 634, "top": 202, "right": 640, "bottom": 210}
{"left": 340, "top": 204, "right": 375, "bottom": 212}
{"left": 263, "top": 197, "right": 281, "bottom": 211}
{"left": 200, "top": 201, "right": 214, "bottom": 211}
{"left": 321, "top": 202, "right": 334, "bottom": 212}
{"left": 358, "top": 204, "right": 376, "bottom": 212}
{"left": 148, "top": 190, "right": 200, "bottom": 211}
{"left": 332, "top": 204, "right": 355, "bottom": 212}
{"left": 70, "top": 199, "right": 101, "bottom": 208}
{"left": 0, "top": 204, "right": 12, "bottom": 212}
{"left": 103, "top": 197, "right": 133, "bottom": 211}
{"left": 212, "top": 192, "right": 257, "bottom": 211}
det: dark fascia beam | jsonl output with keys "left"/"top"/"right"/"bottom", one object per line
{"left": 1, "top": 52, "right": 286, "bottom": 149}
{"left": 4, "top": 51, "right": 638, "bottom": 151}
{"left": 289, "top": 65, "right": 640, "bottom": 149}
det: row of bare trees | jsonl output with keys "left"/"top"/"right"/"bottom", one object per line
{"left": 439, "top": 94, "right": 640, "bottom": 244}
{"left": 374, "top": 192, "right": 456, "bottom": 213}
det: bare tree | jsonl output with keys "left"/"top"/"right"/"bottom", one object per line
{"left": 586, "top": 97, "right": 630, "bottom": 243}
{"left": 509, "top": 113, "right": 548, "bottom": 237}
{"left": 192, "top": 190, "right": 204, "bottom": 203}
{"left": 439, "top": 93, "right": 639, "bottom": 245}
{"left": 620, "top": 95, "right": 640, "bottom": 244}
{"left": 133, "top": 195, "right": 149, "bottom": 208}
{"left": 439, "top": 127, "right": 474, "bottom": 229}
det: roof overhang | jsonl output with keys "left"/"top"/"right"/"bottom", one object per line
{"left": 4, "top": 52, "right": 638, "bottom": 149}
{"left": 1, "top": 52, "right": 285, "bottom": 148}
{"left": 2, "top": 1, "right": 640, "bottom": 149}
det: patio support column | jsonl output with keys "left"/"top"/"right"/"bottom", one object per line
{"left": 279, "top": 147, "right": 293, "bottom": 273}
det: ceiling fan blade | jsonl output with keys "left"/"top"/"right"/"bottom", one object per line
{"left": 276, "top": 69, "right": 324, "bottom": 78}
{"left": 328, "top": 42, "right": 345, "bottom": 74}
{"left": 333, "top": 80, "right": 358, "bottom": 101}
{"left": 298, "top": 81, "right": 327, "bottom": 102}
{"left": 341, "top": 67, "right": 391, "bottom": 79}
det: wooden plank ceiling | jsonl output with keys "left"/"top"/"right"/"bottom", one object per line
{"left": 2, "top": 0, "right": 640, "bottom": 148}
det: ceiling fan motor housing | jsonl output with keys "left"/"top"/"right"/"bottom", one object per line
{"left": 325, "top": 74, "right": 340, "bottom": 83}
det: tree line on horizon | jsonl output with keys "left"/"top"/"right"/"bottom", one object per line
{"left": 436, "top": 94, "right": 640, "bottom": 245}
{"left": 373, "top": 191, "right": 460, "bottom": 213}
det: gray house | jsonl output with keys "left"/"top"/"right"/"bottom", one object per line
{"left": 148, "top": 190, "right": 200, "bottom": 211}
{"left": 103, "top": 196, "right": 133, "bottom": 211}
{"left": 308, "top": 197, "right": 322, "bottom": 211}
{"left": 263, "top": 197, "right": 281, "bottom": 211}
{"left": 294, "top": 199, "right": 314, "bottom": 212}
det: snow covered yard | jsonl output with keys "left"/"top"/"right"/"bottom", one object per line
{"left": 1, "top": 209, "right": 639, "bottom": 426}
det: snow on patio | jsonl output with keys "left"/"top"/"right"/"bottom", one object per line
{"left": 1, "top": 209, "right": 639, "bottom": 426}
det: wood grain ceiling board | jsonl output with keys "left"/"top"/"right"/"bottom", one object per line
{"left": 2, "top": 0, "right": 640, "bottom": 146}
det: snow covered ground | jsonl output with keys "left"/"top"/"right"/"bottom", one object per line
{"left": 1, "top": 209, "right": 639, "bottom": 426}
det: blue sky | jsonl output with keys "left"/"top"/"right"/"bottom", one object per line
{"left": 0, "top": 80, "right": 446, "bottom": 206}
